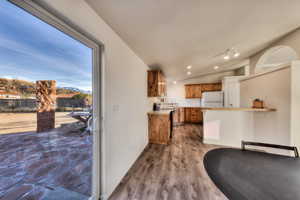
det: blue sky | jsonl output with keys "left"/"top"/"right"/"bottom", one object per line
{"left": 0, "top": 1, "right": 92, "bottom": 91}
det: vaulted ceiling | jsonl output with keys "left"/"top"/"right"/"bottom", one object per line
{"left": 85, "top": 0, "right": 300, "bottom": 81}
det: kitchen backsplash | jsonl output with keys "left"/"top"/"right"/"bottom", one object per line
{"left": 157, "top": 97, "right": 201, "bottom": 107}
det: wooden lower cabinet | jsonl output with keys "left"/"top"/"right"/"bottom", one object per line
{"left": 174, "top": 107, "right": 203, "bottom": 124}
{"left": 179, "top": 108, "right": 185, "bottom": 122}
{"left": 185, "top": 108, "right": 202, "bottom": 123}
{"left": 185, "top": 108, "right": 192, "bottom": 122}
{"left": 173, "top": 108, "right": 185, "bottom": 124}
{"left": 190, "top": 108, "right": 203, "bottom": 123}
{"left": 148, "top": 113, "right": 171, "bottom": 145}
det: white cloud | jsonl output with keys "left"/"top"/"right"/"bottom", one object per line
{"left": 1, "top": 75, "right": 13, "bottom": 79}
{"left": 0, "top": 1, "right": 92, "bottom": 91}
{"left": 0, "top": 35, "right": 92, "bottom": 79}
{"left": 0, "top": 36, "right": 92, "bottom": 90}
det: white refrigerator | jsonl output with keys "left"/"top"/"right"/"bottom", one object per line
{"left": 201, "top": 91, "right": 224, "bottom": 107}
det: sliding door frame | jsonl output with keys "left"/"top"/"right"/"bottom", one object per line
{"left": 8, "top": 0, "right": 104, "bottom": 199}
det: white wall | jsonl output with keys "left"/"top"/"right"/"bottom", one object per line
{"left": 36, "top": 0, "right": 150, "bottom": 198}
{"left": 168, "top": 71, "right": 235, "bottom": 98}
{"left": 203, "top": 110, "right": 254, "bottom": 147}
{"left": 240, "top": 67, "right": 291, "bottom": 149}
{"left": 291, "top": 61, "right": 300, "bottom": 150}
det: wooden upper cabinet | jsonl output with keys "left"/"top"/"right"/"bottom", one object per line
{"left": 185, "top": 83, "right": 222, "bottom": 98}
{"left": 202, "top": 83, "right": 222, "bottom": 91}
{"left": 195, "top": 85, "right": 202, "bottom": 98}
{"left": 185, "top": 85, "right": 192, "bottom": 98}
{"left": 212, "top": 83, "right": 222, "bottom": 91}
{"left": 201, "top": 84, "right": 212, "bottom": 91}
{"left": 158, "top": 72, "right": 167, "bottom": 96}
{"left": 184, "top": 85, "right": 191, "bottom": 98}
{"left": 185, "top": 85, "right": 202, "bottom": 98}
{"left": 148, "top": 70, "right": 166, "bottom": 97}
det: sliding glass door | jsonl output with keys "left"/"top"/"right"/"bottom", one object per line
{"left": 0, "top": 1, "right": 101, "bottom": 199}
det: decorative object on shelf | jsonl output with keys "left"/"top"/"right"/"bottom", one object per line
{"left": 252, "top": 98, "right": 264, "bottom": 109}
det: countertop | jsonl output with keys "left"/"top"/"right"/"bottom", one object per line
{"left": 147, "top": 110, "right": 172, "bottom": 115}
{"left": 200, "top": 107, "right": 276, "bottom": 112}
{"left": 148, "top": 107, "right": 276, "bottom": 114}
{"left": 176, "top": 106, "right": 201, "bottom": 108}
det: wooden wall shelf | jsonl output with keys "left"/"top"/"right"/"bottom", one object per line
{"left": 200, "top": 107, "right": 276, "bottom": 112}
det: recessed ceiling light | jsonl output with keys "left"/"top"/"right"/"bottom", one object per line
{"left": 187, "top": 65, "right": 192, "bottom": 69}
{"left": 214, "top": 66, "right": 219, "bottom": 70}
{"left": 187, "top": 71, "right": 192, "bottom": 75}
{"left": 223, "top": 55, "right": 230, "bottom": 60}
{"left": 234, "top": 52, "right": 240, "bottom": 58}
{"left": 173, "top": 81, "right": 177, "bottom": 84}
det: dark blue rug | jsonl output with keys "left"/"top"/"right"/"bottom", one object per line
{"left": 204, "top": 148, "right": 300, "bottom": 200}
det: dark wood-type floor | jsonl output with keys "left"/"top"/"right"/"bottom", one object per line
{"left": 109, "top": 124, "right": 228, "bottom": 200}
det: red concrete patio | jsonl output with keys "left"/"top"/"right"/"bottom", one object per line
{"left": 0, "top": 122, "right": 92, "bottom": 199}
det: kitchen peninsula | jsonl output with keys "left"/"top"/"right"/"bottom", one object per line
{"left": 202, "top": 107, "right": 276, "bottom": 147}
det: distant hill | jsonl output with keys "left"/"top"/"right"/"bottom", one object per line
{"left": 58, "top": 87, "right": 81, "bottom": 93}
{"left": 0, "top": 78, "right": 90, "bottom": 98}
{"left": 58, "top": 87, "right": 91, "bottom": 94}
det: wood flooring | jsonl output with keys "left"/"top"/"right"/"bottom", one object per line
{"left": 109, "top": 124, "right": 228, "bottom": 200}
